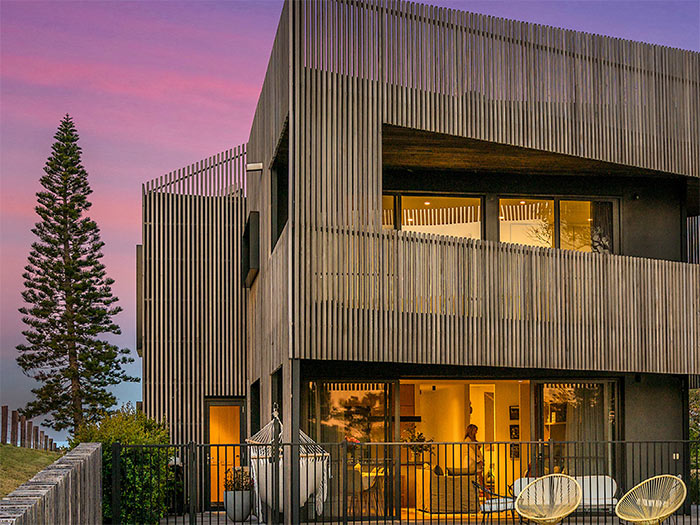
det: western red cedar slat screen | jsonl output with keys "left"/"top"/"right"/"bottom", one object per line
{"left": 141, "top": 147, "right": 247, "bottom": 444}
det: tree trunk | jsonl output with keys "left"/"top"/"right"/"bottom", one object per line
{"left": 67, "top": 322, "right": 83, "bottom": 431}
{"left": 63, "top": 196, "right": 83, "bottom": 432}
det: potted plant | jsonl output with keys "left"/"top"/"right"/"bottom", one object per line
{"left": 401, "top": 424, "right": 433, "bottom": 462}
{"left": 223, "top": 467, "right": 253, "bottom": 521}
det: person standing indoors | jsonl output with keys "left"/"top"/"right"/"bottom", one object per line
{"left": 464, "top": 424, "right": 485, "bottom": 484}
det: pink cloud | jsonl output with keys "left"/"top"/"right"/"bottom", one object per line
{"left": 2, "top": 54, "right": 260, "bottom": 109}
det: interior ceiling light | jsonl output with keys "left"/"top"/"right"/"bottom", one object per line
{"left": 424, "top": 201, "right": 430, "bottom": 205}
{"left": 519, "top": 200, "right": 526, "bottom": 205}
{"left": 407, "top": 218, "right": 414, "bottom": 222}
{"left": 499, "top": 216, "right": 505, "bottom": 219}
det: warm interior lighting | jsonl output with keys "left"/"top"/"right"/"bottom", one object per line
{"left": 499, "top": 198, "right": 555, "bottom": 248}
{"left": 560, "top": 200, "right": 613, "bottom": 253}
{"left": 400, "top": 195, "right": 482, "bottom": 240}
{"left": 209, "top": 405, "right": 241, "bottom": 505}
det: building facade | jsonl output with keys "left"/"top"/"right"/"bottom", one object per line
{"left": 138, "top": 0, "right": 700, "bottom": 512}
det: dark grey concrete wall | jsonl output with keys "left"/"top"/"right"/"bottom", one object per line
{"left": 384, "top": 170, "right": 686, "bottom": 261}
{"left": 621, "top": 181, "right": 685, "bottom": 261}
{"left": 623, "top": 374, "right": 686, "bottom": 441}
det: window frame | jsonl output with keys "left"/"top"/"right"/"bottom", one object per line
{"left": 382, "top": 191, "right": 620, "bottom": 254}
{"left": 383, "top": 191, "right": 486, "bottom": 240}
{"left": 497, "top": 195, "right": 619, "bottom": 253}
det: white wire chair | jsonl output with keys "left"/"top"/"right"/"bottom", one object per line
{"left": 615, "top": 475, "right": 687, "bottom": 525}
{"left": 515, "top": 474, "right": 582, "bottom": 525}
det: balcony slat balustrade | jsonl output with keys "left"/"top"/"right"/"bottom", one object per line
{"left": 301, "top": 226, "right": 700, "bottom": 375}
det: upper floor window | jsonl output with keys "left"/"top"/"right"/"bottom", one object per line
{"left": 384, "top": 193, "right": 615, "bottom": 253}
{"left": 383, "top": 194, "right": 482, "bottom": 240}
{"left": 560, "top": 200, "right": 613, "bottom": 253}
{"left": 271, "top": 153, "right": 288, "bottom": 250}
{"left": 499, "top": 198, "right": 555, "bottom": 248}
{"left": 499, "top": 198, "right": 613, "bottom": 253}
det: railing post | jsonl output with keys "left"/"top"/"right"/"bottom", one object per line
{"left": 19, "top": 416, "right": 26, "bottom": 447}
{"left": 112, "top": 442, "right": 121, "bottom": 525}
{"left": 341, "top": 439, "right": 348, "bottom": 525}
{"left": 271, "top": 405, "right": 281, "bottom": 525}
{"left": 188, "top": 441, "right": 196, "bottom": 525}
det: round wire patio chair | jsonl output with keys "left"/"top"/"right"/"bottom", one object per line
{"left": 615, "top": 475, "right": 687, "bottom": 525}
{"left": 515, "top": 474, "right": 582, "bottom": 525}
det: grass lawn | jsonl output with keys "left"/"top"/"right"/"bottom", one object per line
{"left": 0, "top": 443, "right": 62, "bottom": 498}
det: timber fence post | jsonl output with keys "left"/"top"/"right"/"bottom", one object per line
{"left": 1, "top": 406, "right": 7, "bottom": 444}
{"left": 19, "top": 416, "right": 26, "bottom": 447}
{"left": 26, "top": 420, "right": 33, "bottom": 448}
{"left": 10, "top": 411, "right": 18, "bottom": 446}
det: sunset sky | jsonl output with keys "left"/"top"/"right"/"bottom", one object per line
{"left": 1, "top": 0, "right": 698, "bottom": 443}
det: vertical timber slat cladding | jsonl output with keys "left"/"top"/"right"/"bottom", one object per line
{"left": 277, "top": 0, "right": 700, "bottom": 374}
{"left": 245, "top": 0, "right": 291, "bottom": 421}
{"left": 141, "top": 147, "right": 247, "bottom": 444}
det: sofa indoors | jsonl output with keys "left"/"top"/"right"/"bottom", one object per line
{"left": 415, "top": 463, "right": 479, "bottom": 514}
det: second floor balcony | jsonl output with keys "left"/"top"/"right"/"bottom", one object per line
{"left": 300, "top": 224, "right": 699, "bottom": 376}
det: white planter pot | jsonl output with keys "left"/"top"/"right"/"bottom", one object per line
{"left": 224, "top": 490, "right": 252, "bottom": 522}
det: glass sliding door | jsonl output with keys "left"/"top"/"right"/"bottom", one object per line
{"left": 535, "top": 382, "right": 617, "bottom": 476}
{"left": 302, "top": 382, "right": 397, "bottom": 519}
{"left": 304, "top": 382, "right": 394, "bottom": 443}
{"left": 540, "top": 382, "right": 616, "bottom": 442}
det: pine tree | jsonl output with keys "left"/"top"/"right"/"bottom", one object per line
{"left": 17, "top": 115, "right": 136, "bottom": 433}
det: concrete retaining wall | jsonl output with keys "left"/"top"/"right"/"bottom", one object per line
{"left": 0, "top": 442, "right": 101, "bottom": 525}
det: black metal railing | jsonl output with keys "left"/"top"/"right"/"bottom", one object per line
{"left": 109, "top": 440, "right": 699, "bottom": 524}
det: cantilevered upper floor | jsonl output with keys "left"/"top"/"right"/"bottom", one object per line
{"left": 241, "top": 0, "right": 699, "bottom": 380}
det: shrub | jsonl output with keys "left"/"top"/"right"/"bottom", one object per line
{"left": 71, "top": 403, "right": 169, "bottom": 524}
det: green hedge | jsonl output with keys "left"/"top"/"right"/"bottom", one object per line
{"left": 71, "top": 404, "right": 169, "bottom": 524}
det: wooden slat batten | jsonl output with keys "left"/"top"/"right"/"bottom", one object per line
{"left": 305, "top": 226, "right": 700, "bottom": 375}
{"left": 141, "top": 147, "right": 247, "bottom": 444}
